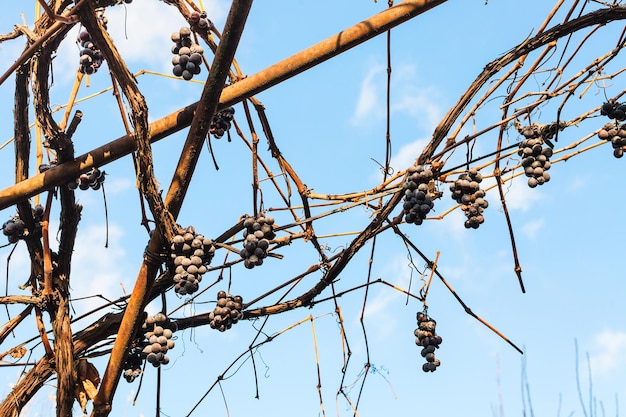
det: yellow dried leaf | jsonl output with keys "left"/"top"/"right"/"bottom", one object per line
{"left": 7, "top": 345, "right": 27, "bottom": 359}
{"left": 74, "top": 359, "right": 100, "bottom": 414}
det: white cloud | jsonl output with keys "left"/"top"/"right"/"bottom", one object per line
{"left": 361, "top": 289, "right": 397, "bottom": 338}
{"left": 106, "top": 2, "right": 192, "bottom": 73}
{"left": 0, "top": 243, "right": 31, "bottom": 291}
{"left": 388, "top": 137, "right": 430, "bottom": 174}
{"left": 588, "top": 330, "right": 626, "bottom": 376}
{"left": 360, "top": 255, "right": 414, "bottom": 339}
{"left": 390, "top": 64, "right": 442, "bottom": 131}
{"left": 350, "top": 62, "right": 443, "bottom": 131}
{"left": 370, "top": 135, "right": 432, "bottom": 183}
{"left": 520, "top": 217, "right": 544, "bottom": 239}
{"left": 51, "top": 1, "right": 228, "bottom": 80}
{"left": 2, "top": 220, "right": 132, "bottom": 319}
{"left": 439, "top": 208, "right": 467, "bottom": 240}
{"left": 392, "top": 92, "right": 441, "bottom": 131}
{"left": 567, "top": 174, "right": 587, "bottom": 191}
{"left": 351, "top": 64, "right": 385, "bottom": 125}
{"left": 48, "top": 3, "right": 181, "bottom": 85}
{"left": 100, "top": 176, "right": 134, "bottom": 195}
{"left": 497, "top": 176, "right": 544, "bottom": 212}
{"left": 69, "top": 223, "right": 131, "bottom": 317}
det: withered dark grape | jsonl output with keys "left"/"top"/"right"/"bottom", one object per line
{"left": 172, "top": 64, "right": 184, "bottom": 77}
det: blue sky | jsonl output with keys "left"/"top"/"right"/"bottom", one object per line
{"left": 1, "top": 1, "right": 626, "bottom": 416}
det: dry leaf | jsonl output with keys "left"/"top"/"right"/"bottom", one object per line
{"left": 74, "top": 359, "right": 100, "bottom": 415}
{"left": 7, "top": 345, "right": 27, "bottom": 359}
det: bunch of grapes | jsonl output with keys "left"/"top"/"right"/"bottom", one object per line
{"left": 171, "top": 27, "right": 204, "bottom": 81}
{"left": 32, "top": 204, "right": 44, "bottom": 223}
{"left": 209, "top": 107, "right": 235, "bottom": 139}
{"left": 240, "top": 214, "right": 275, "bottom": 269}
{"left": 98, "top": 15, "right": 109, "bottom": 30}
{"left": 77, "top": 30, "right": 104, "bottom": 75}
{"left": 189, "top": 10, "right": 212, "bottom": 30}
{"left": 170, "top": 226, "right": 215, "bottom": 295}
{"left": 2, "top": 217, "right": 26, "bottom": 244}
{"left": 597, "top": 122, "right": 626, "bottom": 158}
{"left": 600, "top": 100, "right": 626, "bottom": 121}
{"left": 38, "top": 159, "right": 58, "bottom": 173}
{"left": 449, "top": 168, "right": 489, "bottom": 229}
{"left": 402, "top": 164, "right": 437, "bottom": 226}
{"left": 122, "top": 347, "right": 144, "bottom": 383}
{"left": 209, "top": 291, "right": 244, "bottom": 332}
{"left": 66, "top": 167, "right": 106, "bottom": 191}
{"left": 414, "top": 312, "right": 442, "bottom": 372}
{"left": 518, "top": 121, "right": 565, "bottom": 143}
{"left": 141, "top": 312, "right": 176, "bottom": 368}
{"left": 518, "top": 128, "right": 553, "bottom": 188}
{"left": 92, "top": 0, "right": 132, "bottom": 7}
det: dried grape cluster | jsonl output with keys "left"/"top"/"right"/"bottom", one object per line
{"left": 189, "top": 10, "right": 212, "bottom": 30}
{"left": 601, "top": 100, "right": 626, "bottom": 121}
{"left": 170, "top": 226, "right": 215, "bottom": 295}
{"left": 598, "top": 122, "right": 626, "bottom": 158}
{"left": 209, "top": 107, "right": 235, "bottom": 139}
{"left": 92, "top": 0, "right": 132, "bottom": 7}
{"left": 402, "top": 164, "right": 437, "bottom": 225}
{"left": 2, "top": 217, "right": 26, "bottom": 244}
{"left": 518, "top": 127, "right": 553, "bottom": 188}
{"left": 209, "top": 291, "right": 244, "bottom": 332}
{"left": 40, "top": 161, "right": 106, "bottom": 192}
{"left": 414, "top": 312, "right": 442, "bottom": 372}
{"left": 141, "top": 313, "right": 176, "bottom": 368}
{"left": 67, "top": 167, "right": 106, "bottom": 191}
{"left": 122, "top": 348, "right": 143, "bottom": 383}
{"left": 77, "top": 30, "right": 104, "bottom": 75}
{"left": 38, "top": 159, "right": 57, "bottom": 173}
{"left": 240, "top": 214, "right": 275, "bottom": 269}
{"left": 171, "top": 27, "right": 204, "bottom": 81}
{"left": 99, "top": 16, "right": 109, "bottom": 29}
{"left": 32, "top": 204, "right": 44, "bottom": 223}
{"left": 449, "top": 168, "right": 488, "bottom": 229}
